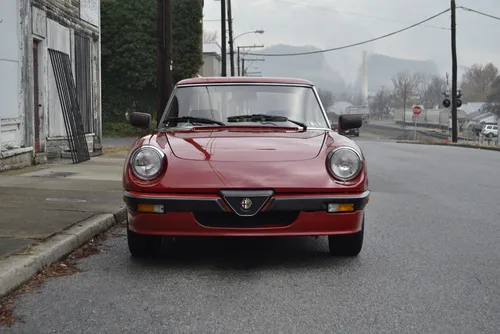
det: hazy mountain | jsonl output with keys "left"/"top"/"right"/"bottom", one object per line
{"left": 255, "top": 45, "right": 445, "bottom": 95}
{"left": 255, "top": 45, "right": 346, "bottom": 92}
{"left": 352, "top": 53, "right": 440, "bottom": 92}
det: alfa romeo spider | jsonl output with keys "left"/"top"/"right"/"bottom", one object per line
{"left": 123, "top": 77, "right": 370, "bottom": 257}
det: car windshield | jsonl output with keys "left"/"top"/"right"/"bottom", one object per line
{"left": 159, "top": 84, "right": 329, "bottom": 129}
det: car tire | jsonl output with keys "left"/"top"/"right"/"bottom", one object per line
{"left": 127, "top": 228, "right": 162, "bottom": 258}
{"left": 328, "top": 219, "right": 364, "bottom": 257}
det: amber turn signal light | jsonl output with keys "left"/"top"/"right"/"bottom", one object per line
{"left": 327, "top": 203, "right": 355, "bottom": 213}
{"left": 136, "top": 204, "right": 164, "bottom": 214}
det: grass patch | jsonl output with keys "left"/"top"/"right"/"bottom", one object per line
{"left": 102, "top": 120, "right": 157, "bottom": 138}
{"left": 103, "top": 146, "right": 131, "bottom": 154}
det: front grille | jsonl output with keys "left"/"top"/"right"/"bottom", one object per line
{"left": 193, "top": 211, "right": 300, "bottom": 228}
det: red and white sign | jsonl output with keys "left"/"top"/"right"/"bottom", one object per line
{"left": 413, "top": 105, "right": 422, "bottom": 115}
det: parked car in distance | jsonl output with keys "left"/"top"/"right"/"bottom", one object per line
{"left": 123, "top": 77, "right": 369, "bottom": 258}
{"left": 482, "top": 124, "right": 498, "bottom": 138}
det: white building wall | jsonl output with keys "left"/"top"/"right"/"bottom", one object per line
{"left": 201, "top": 53, "right": 221, "bottom": 77}
{"left": 0, "top": 0, "right": 23, "bottom": 151}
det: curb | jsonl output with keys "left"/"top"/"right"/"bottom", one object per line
{"left": 0, "top": 207, "right": 127, "bottom": 298}
{"left": 396, "top": 141, "right": 500, "bottom": 152}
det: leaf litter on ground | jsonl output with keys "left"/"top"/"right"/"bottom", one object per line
{"left": 0, "top": 224, "right": 125, "bottom": 327}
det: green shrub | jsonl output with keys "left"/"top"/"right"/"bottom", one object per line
{"left": 103, "top": 119, "right": 158, "bottom": 138}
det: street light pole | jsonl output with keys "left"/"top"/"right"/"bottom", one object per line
{"left": 220, "top": 0, "right": 227, "bottom": 76}
{"left": 237, "top": 46, "right": 241, "bottom": 76}
{"left": 451, "top": 0, "right": 458, "bottom": 143}
{"left": 232, "top": 30, "right": 264, "bottom": 76}
{"left": 227, "top": 0, "right": 235, "bottom": 76}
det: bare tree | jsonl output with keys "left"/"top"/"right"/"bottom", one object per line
{"left": 203, "top": 30, "right": 218, "bottom": 43}
{"left": 460, "top": 63, "right": 498, "bottom": 102}
{"left": 317, "top": 89, "right": 335, "bottom": 110}
{"left": 370, "top": 87, "right": 392, "bottom": 118}
{"left": 391, "top": 71, "right": 421, "bottom": 124}
{"left": 484, "top": 76, "right": 500, "bottom": 117}
{"left": 484, "top": 75, "right": 500, "bottom": 144}
{"left": 418, "top": 74, "right": 447, "bottom": 109}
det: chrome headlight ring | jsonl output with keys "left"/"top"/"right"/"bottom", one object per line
{"left": 129, "top": 145, "right": 166, "bottom": 181}
{"left": 327, "top": 146, "right": 363, "bottom": 182}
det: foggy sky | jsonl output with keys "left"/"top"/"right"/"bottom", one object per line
{"left": 203, "top": 0, "right": 500, "bottom": 84}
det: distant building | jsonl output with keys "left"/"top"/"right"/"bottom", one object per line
{"left": 461, "top": 102, "right": 486, "bottom": 115}
{"left": 0, "top": 0, "right": 102, "bottom": 171}
{"left": 199, "top": 43, "right": 222, "bottom": 77}
{"left": 469, "top": 112, "right": 497, "bottom": 125}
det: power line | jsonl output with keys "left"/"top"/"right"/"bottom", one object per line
{"left": 272, "top": 0, "right": 450, "bottom": 31}
{"left": 233, "top": 0, "right": 264, "bottom": 45}
{"left": 247, "top": 8, "right": 451, "bottom": 57}
{"left": 459, "top": 6, "right": 500, "bottom": 21}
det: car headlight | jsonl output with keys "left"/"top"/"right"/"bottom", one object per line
{"left": 327, "top": 147, "right": 362, "bottom": 181}
{"left": 130, "top": 146, "right": 165, "bottom": 180}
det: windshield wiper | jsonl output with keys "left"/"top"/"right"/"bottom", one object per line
{"left": 226, "top": 114, "right": 307, "bottom": 130}
{"left": 163, "top": 116, "right": 225, "bottom": 126}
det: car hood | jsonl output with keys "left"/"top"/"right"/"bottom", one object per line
{"left": 156, "top": 129, "right": 327, "bottom": 162}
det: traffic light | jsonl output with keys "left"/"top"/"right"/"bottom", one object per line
{"left": 442, "top": 90, "right": 462, "bottom": 108}
{"left": 456, "top": 90, "right": 462, "bottom": 108}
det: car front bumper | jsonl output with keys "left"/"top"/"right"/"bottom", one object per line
{"left": 124, "top": 190, "right": 370, "bottom": 237}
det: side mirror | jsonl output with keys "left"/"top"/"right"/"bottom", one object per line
{"left": 129, "top": 112, "right": 152, "bottom": 130}
{"left": 339, "top": 114, "right": 362, "bottom": 131}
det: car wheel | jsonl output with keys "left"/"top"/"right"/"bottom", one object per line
{"left": 328, "top": 219, "right": 364, "bottom": 257}
{"left": 127, "top": 228, "right": 162, "bottom": 257}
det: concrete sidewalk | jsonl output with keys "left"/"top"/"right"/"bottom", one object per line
{"left": 0, "top": 151, "right": 128, "bottom": 296}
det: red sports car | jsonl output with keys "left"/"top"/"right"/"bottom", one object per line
{"left": 123, "top": 77, "right": 369, "bottom": 257}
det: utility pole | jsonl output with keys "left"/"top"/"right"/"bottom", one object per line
{"left": 237, "top": 45, "right": 264, "bottom": 76}
{"left": 227, "top": 0, "right": 235, "bottom": 76}
{"left": 237, "top": 46, "right": 241, "bottom": 76}
{"left": 156, "top": 0, "right": 173, "bottom": 125}
{"left": 451, "top": 0, "right": 458, "bottom": 143}
{"left": 220, "top": 0, "right": 227, "bottom": 76}
{"left": 241, "top": 57, "right": 264, "bottom": 77}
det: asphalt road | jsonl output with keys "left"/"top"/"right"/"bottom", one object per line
{"left": 3, "top": 138, "right": 500, "bottom": 333}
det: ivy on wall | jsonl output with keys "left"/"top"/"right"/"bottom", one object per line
{"left": 101, "top": 0, "right": 203, "bottom": 124}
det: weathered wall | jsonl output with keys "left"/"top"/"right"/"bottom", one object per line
{"left": 33, "top": 6, "right": 49, "bottom": 152}
{"left": 32, "top": 0, "right": 99, "bottom": 36}
{"left": 47, "top": 18, "right": 71, "bottom": 137}
{"left": 46, "top": 134, "right": 94, "bottom": 159}
{"left": 0, "top": 149, "right": 34, "bottom": 172}
{"left": 0, "top": 0, "right": 24, "bottom": 152}
{"left": 2, "top": 0, "right": 102, "bottom": 171}
{"left": 32, "top": 0, "right": 102, "bottom": 159}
